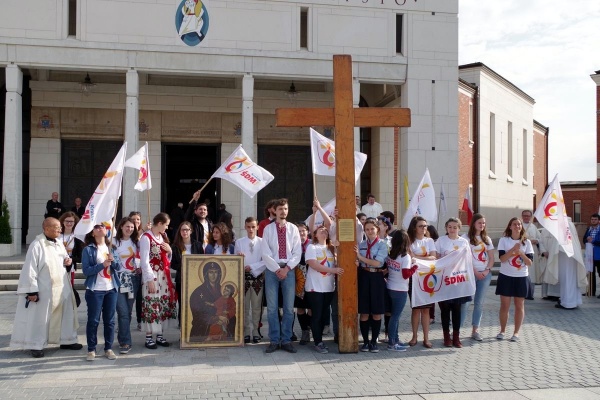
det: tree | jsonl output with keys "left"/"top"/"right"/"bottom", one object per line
{"left": 0, "top": 199, "right": 13, "bottom": 244}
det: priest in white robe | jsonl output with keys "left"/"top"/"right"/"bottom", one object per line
{"left": 539, "top": 218, "right": 587, "bottom": 309}
{"left": 10, "top": 218, "right": 81, "bottom": 358}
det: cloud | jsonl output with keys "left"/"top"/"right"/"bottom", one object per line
{"left": 459, "top": 0, "right": 600, "bottom": 181}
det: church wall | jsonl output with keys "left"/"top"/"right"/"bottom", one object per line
{"left": 457, "top": 88, "right": 474, "bottom": 224}
{"left": 532, "top": 124, "right": 548, "bottom": 209}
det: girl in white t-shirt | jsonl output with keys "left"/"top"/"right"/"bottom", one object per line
{"left": 435, "top": 218, "right": 471, "bottom": 348}
{"left": 407, "top": 216, "right": 437, "bottom": 348}
{"left": 386, "top": 229, "right": 416, "bottom": 352}
{"left": 495, "top": 217, "right": 534, "bottom": 342}
{"left": 304, "top": 226, "right": 343, "bottom": 354}
{"left": 461, "top": 213, "right": 495, "bottom": 341}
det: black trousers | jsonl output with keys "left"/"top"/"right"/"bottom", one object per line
{"left": 439, "top": 301, "right": 461, "bottom": 333}
{"left": 305, "top": 291, "right": 334, "bottom": 345}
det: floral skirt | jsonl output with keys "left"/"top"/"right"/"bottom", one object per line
{"left": 141, "top": 269, "right": 177, "bottom": 334}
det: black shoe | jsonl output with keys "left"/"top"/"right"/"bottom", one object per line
{"left": 334, "top": 335, "right": 339, "bottom": 344}
{"left": 244, "top": 336, "right": 251, "bottom": 344}
{"left": 145, "top": 339, "right": 158, "bottom": 349}
{"left": 60, "top": 343, "right": 83, "bottom": 350}
{"left": 265, "top": 343, "right": 279, "bottom": 353}
{"left": 252, "top": 336, "right": 261, "bottom": 344}
{"left": 281, "top": 343, "right": 297, "bottom": 353}
{"left": 360, "top": 343, "right": 370, "bottom": 352}
{"left": 155, "top": 337, "right": 170, "bottom": 347}
{"left": 31, "top": 350, "right": 44, "bottom": 358}
{"left": 290, "top": 333, "right": 298, "bottom": 342}
{"left": 370, "top": 343, "right": 379, "bottom": 353}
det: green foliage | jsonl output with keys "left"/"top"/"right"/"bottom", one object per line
{"left": 0, "top": 199, "right": 13, "bottom": 244}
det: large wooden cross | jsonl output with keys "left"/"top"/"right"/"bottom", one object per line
{"left": 276, "top": 55, "right": 411, "bottom": 353}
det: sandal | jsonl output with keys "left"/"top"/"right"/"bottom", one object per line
{"left": 408, "top": 339, "right": 418, "bottom": 347}
{"left": 423, "top": 341, "right": 433, "bottom": 349}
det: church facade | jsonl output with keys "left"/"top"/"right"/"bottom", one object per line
{"left": 1, "top": 0, "right": 460, "bottom": 249}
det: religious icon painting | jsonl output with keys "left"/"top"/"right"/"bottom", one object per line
{"left": 180, "top": 255, "right": 244, "bottom": 349}
{"left": 175, "top": 0, "right": 210, "bottom": 46}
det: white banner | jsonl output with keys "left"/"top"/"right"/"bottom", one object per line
{"left": 212, "top": 145, "right": 274, "bottom": 198}
{"left": 74, "top": 143, "right": 127, "bottom": 241}
{"left": 411, "top": 246, "right": 475, "bottom": 307}
{"left": 402, "top": 168, "right": 437, "bottom": 229}
{"left": 124, "top": 142, "right": 152, "bottom": 191}
{"left": 533, "top": 174, "right": 574, "bottom": 257}
{"left": 309, "top": 128, "right": 367, "bottom": 182}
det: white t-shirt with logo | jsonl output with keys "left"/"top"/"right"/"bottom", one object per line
{"left": 435, "top": 235, "right": 469, "bottom": 258}
{"left": 410, "top": 237, "right": 436, "bottom": 258}
{"left": 93, "top": 243, "right": 114, "bottom": 291}
{"left": 461, "top": 234, "right": 494, "bottom": 272}
{"left": 112, "top": 238, "right": 139, "bottom": 273}
{"left": 386, "top": 254, "right": 411, "bottom": 291}
{"left": 304, "top": 243, "right": 336, "bottom": 293}
{"left": 498, "top": 237, "right": 534, "bottom": 277}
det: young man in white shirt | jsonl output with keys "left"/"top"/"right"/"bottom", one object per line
{"left": 235, "top": 217, "right": 266, "bottom": 344}
{"left": 361, "top": 194, "right": 384, "bottom": 219}
{"left": 261, "top": 198, "right": 302, "bottom": 353}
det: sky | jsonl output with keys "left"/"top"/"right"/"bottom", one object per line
{"left": 458, "top": 0, "right": 600, "bottom": 182}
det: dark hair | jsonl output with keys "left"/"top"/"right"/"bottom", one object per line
{"left": 264, "top": 199, "right": 276, "bottom": 218}
{"left": 407, "top": 216, "right": 428, "bottom": 242}
{"left": 376, "top": 216, "right": 393, "bottom": 233}
{"left": 223, "top": 284, "right": 235, "bottom": 296}
{"left": 209, "top": 222, "right": 233, "bottom": 253}
{"left": 380, "top": 211, "right": 395, "bottom": 224}
{"left": 128, "top": 211, "right": 141, "bottom": 218}
{"left": 363, "top": 219, "right": 380, "bottom": 236}
{"left": 59, "top": 211, "right": 80, "bottom": 233}
{"left": 367, "top": 194, "right": 375, "bottom": 199}
{"left": 356, "top": 212, "right": 366, "bottom": 220}
{"left": 444, "top": 218, "right": 461, "bottom": 233}
{"left": 115, "top": 217, "right": 139, "bottom": 247}
{"left": 273, "top": 198, "right": 289, "bottom": 209}
{"left": 244, "top": 216, "right": 257, "bottom": 224}
{"left": 592, "top": 213, "right": 600, "bottom": 219}
{"left": 194, "top": 202, "right": 208, "bottom": 211}
{"left": 389, "top": 229, "right": 409, "bottom": 260}
{"left": 173, "top": 221, "right": 193, "bottom": 253}
{"left": 503, "top": 217, "right": 527, "bottom": 244}
{"left": 296, "top": 222, "right": 308, "bottom": 230}
{"left": 468, "top": 213, "right": 489, "bottom": 246}
{"left": 426, "top": 225, "right": 439, "bottom": 241}
{"left": 152, "top": 212, "right": 170, "bottom": 244}
{"left": 84, "top": 225, "right": 110, "bottom": 247}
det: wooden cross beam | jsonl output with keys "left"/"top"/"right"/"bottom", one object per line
{"left": 275, "top": 55, "right": 411, "bottom": 353}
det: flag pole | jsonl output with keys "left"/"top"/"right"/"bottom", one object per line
{"left": 189, "top": 178, "right": 214, "bottom": 206}
{"left": 109, "top": 146, "right": 127, "bottom": 251}
{"left": 147, "top": 189, "right": 151, "bottom": 226}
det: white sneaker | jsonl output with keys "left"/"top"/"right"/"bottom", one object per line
{"left": 86, "top": 351, "right": 96, "bottom": 361}
{"left": 105, "top": 349, "right": 117, "bottom": 360}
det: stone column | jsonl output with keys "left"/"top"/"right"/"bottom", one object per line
{"left": 2, "top": 65, "right": 23, "bottom": 255}
{"left": 240, "top": 74, "right": 255, "bottom": 223}
{"left": 123, "top": 69, "right": 139, "bottom": 218}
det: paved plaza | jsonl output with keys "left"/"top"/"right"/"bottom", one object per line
{"left": 2, "top": 285, "right": 600, "bottom": 399}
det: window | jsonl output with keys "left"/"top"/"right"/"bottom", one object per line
{"left": 490, "top": 113, "right": 496, "bottom": 174}
{"left": 300, "top": 8, "right": 308, "bottom": 49}
{"left": 507, "top": 121, "right": 513, "bottom": 178}
{"left": 573, "top": 201, "right": 581, "bottom": 223}
{"left": 395, "top": 14, "right": 403, "bottom": 54}
{"left": 523, "top": 129, "right": 528, "bottom": 181}
{"left": 68, "top": 0, "right": 77, "bottom": 37}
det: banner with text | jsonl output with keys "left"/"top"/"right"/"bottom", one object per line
{"left": 411, "top": 246, "right": 475, "bottom": 307}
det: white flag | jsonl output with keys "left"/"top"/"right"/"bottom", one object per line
{"left": 74, "top": 143, "right": 127, "bottom": 241}
{"left": 309, "top": 128, "right": 367, "bottom": 182}
{"left": 212, "top": 145, "right": 274, "bottom": 198}
{"left": 533, "top": 174, "right": 574, "bottom": 257}
{"left": 402, "top": 169, "right": 438, "bottom": 229}
{"left": 124, "top": 142, "right": 152, "bottom": 191}
{"left": 411, "top": 246, "right": 476, "bottom": 307}
{"left": 439, "top": 177, "right": 447, "bottom": 220}
{"left": 304, "top": 197, "right": 336, "bottom": 226}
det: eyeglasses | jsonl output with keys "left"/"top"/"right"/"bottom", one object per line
{"left": 93, "top": 225, "right": 105, "bottom": 230}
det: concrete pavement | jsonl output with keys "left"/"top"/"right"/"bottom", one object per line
{"left": 2, "top": 285, "right": 600, "bottom": 399}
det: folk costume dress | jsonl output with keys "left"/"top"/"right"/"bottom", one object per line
{"left": 140, "top": 232, "right": 177, "bottom": 334}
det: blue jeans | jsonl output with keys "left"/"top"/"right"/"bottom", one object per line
{"left": 85, "top": 288, "right": 118, "bottom": 352}
{"left": 387, "top": 289, "right": 408, "bottom": 345}
{"left": 115, "top": 274, "right": 141, "bottom": 347}
{"left": 265, "top": 269, "right": 295, "bottom": 344}
{"left": 471, "top": 271, "right": 492, "bottom": 328}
